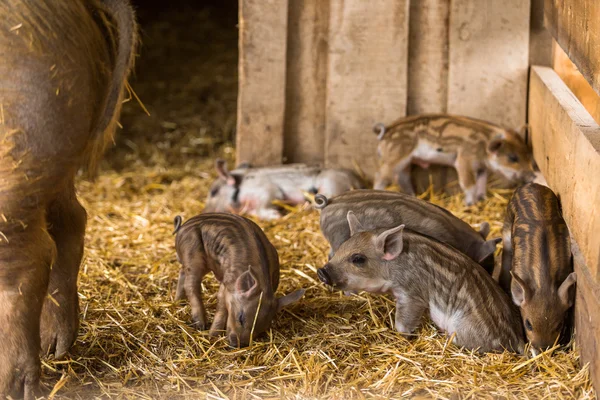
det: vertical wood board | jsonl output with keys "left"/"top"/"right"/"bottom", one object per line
{"left": 284, "top": 0, "right": 330, "bottom": 165}
{"left": 325, "top": 0, "right": 409, "bottom": 178}
{"left": 448, "top": 0, "right": 530, "bottom": 130}
{"left": 529, "top": 0, "right": 553, "bottom": 67}
{"left": 236, "top": 0, "right": 288, "bottom": 166}
{"left": 407, "top": 0, "right": 449, "bottom": 114}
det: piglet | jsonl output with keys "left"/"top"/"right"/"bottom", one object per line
{"left": 318, "top": 212, "right": 524, "bottom": 353}
{"left": 173, "top": 213, "right": 304, "bottom": 347}
{"left": 315, "top": 189, "right": 500, "bottom": 274}
{"left": 204, "top": 159, "right": 364, "bottom": 220}
{"left": 499, "top": 183, "right": 576, "bottom": 354}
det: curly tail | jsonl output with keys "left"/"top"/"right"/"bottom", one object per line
{"left": 314, "top": 194, "right": 329, "bottom": 210}
{"left": 373, "top": 123, "right": 386, "bottom": 140}
{"left": 173, "top": 215, "right": 183, "bottom": 235}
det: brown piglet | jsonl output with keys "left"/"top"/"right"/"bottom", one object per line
{"left": 499, "top": 183, "right": 576, "bottom": 354}
{"left": 173, "top": 213, "right": 304, "bottom": 347}
{"left": 318, "top": 212, "right": 524, "bottom": 353}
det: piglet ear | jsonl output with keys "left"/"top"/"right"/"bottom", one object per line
{"left": 375, "top": 224, "right": 405, "bottom": 261}
{"left": 488, "top": 136, "right": 504, "bottom": 153}
{"left": 277, "top": 289, "right": 305, "bottom": 312}
{"left": 478, "top": 237, "right": 501, "bottom": 263}
{"left": 479, "top": 222, "right": 491, "bottom": 240}
{"left": 346, "top": 211, "right": 365, "bottom": 236}
{"left": 558, "top": 272, "right": 577, "bottom": 309}
{"left": 510, "top": 271, "right": 531, "bottom": 306}
{"left": 235, "top": 268, "right": 259, "bottom": 297}
{"left": 215, "top": 159, "right": 237, "bottom": 186}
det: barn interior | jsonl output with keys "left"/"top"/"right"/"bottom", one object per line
{"left": 41, "top": 0, "right": 597, "bottom": 398}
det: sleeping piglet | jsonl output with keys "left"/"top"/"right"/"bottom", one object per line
{"left": 204, "top": 159, "right": 364, "bottom": 220}
{"left": 315, "top": 189, "right": 500, "bottom": 274}
{"left": 499, "top": 183, "right": 576, "bottom": 354}
{"left": 317, "top": 212, "right": 524, "bottom": 353}
{"left": 173, "top": 213, "right": 304, "bottom": 347}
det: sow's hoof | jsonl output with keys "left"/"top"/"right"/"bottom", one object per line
{"left": 40, "top": 294, "right": 79, "bottom": 358}
{"left": 0, "top": 344, "right": 41, "bottom": 400}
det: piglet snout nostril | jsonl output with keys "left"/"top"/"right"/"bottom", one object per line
{"left": 228, "top": 334, "right": 240, "bottom": 348}
{"left": 317, "top": 267, "right": 331, "bottom": 285}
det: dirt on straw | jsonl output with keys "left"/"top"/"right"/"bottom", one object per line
{"left": 38, "top": 3, "right": 596, "bottom": 399}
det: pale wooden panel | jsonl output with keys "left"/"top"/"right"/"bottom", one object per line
{"left": 529, "top": 66, "right": 600, "bottom": 281}
{"left": 572, "top": 240, "right": 600, "bottom": 391}
{"left": 325, "top": 0, "right": 409, "bottom": 178}
{"left": 236, "top": 0, "right": 288, "bottom": 166}
{"left": 284, "top": 0, "right": 329, "bottom": 164}
{"left": 529, "top": 0, "right": 552, "bottom": 66}
{"left": 407, "top": 0, "right": 449, "bottom": 114}
{"left": 545, "top": 0, "right": 600, "bottom": 97}
{"left": 553, "top": 42, "right": 600, "bottom": 124}
{"left": 448, "top": 0, "right": 530, "bottom": 129}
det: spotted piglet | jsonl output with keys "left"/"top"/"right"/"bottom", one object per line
{"left": 173, "top": 213, "right": 304, "bottom": 347}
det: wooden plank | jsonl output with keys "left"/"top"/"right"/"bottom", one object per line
{"left": 553, "top": 42, "right": 600, "bottom": 124}
{"left": 529, "top": 0, "right": 553, "bottom": 66}
{"left": 407, "top": 0, "right": 449, "bottom": 114}
{"left": 448, "top": 0, "right": 530, "bottom": 129}
{"left": 283, "top": 0, "right": 329, "bottom": 165}
{"left": 528, "top": 66, "right": 600, "bottom": 282}
{"left": 545, "top": 0, "right": 600, "bottom": 97}
{"left": 572, "top": 240, "right": 600, "bottom": 391}
{"left": 325, "top": 0, "right": 409, "bottom": 178}
{"left": 236, "top": 0, "right": 288, "bottom": 166}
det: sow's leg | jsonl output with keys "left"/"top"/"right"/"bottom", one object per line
{"left": 0, "top": 136, "right": 56, "bottom": 398}
{"left": 40, "top": 182, "right": 87, "bottom": 358}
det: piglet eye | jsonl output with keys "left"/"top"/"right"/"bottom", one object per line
{"left": 508, "top": 153, "right": 519, "bottom": 163}
{"left": 525, "top": 319, "right": 533, "bottom": 331}
{"left": 238, "top": 312, "right": 245, "bottom": 326}
{"left": 350, "top": 253, "right": 366, "bottom": 265}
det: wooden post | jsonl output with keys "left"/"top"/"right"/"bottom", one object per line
{"left": 407, "top": 0, "right": 449, "bottom": 114}
{"left": 529, "top": 66, "right": 600, "bottom": 388}
{"left": 324, "top": 0, "right": 409, "bottom": 178}
{"left": 545, "top": 0, "right": 600, "bottom": 97}
{"left": 283, "top": 0, "right": 330, "bottom": 165}
{"left": 529, "top": 0, "right": 552, "bottom": 67}
{"left": 236, "top": 0, "right": 288, "bottom": 166}
{"left": 448, "top": 0, "right": 530, "bottom": 129}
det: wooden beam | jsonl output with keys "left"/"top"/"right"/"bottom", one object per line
{"left": 448, "top": 0, "right": 530, "bottom": 129}
{"left": 529, "top": 65, "right": 600, "bottom": 387}
{"left": 283, "top": 0, "right": 329, "bottom": 165}
{"left": 529, "top": 0, "right": 553, "bottom": 66}
{"left": 236, "top": 0, "right": 288, "bottom": 166}
{"left": 529, "top": 66, "right": 600, "bottom": 281}
{"left": 407, "top": 0, "right": 449, "bottom": 114}
{"left": 545, "top": 0, "right": 600, "bottom": 97}
{"left": 325, "top": 0, "right": 409, "bottom": 178}
{"left": 552, "top": 41, "right": 600, "bottom": 124}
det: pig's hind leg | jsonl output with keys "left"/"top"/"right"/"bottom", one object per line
{"left": 209, "top": 286, "right": 228, "bottom": 337}
{"left": 181, "top": 253, "right": 210, "bottom": 330}
{"left": 40, "top": 182, "right": 87, "bottom": 359}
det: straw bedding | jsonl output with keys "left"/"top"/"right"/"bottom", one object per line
{"left": 39, "top": 4, "right": 595, "bottom": 399}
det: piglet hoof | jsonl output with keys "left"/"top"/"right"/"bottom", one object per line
{"left": 209, "top": 328, "right": 224, "bottom": 338}
{"left": 40, "top": 293, "right": 79, "bottom": 359}
{"left": 190, "top": 320, "right": 207, "bottom": 331}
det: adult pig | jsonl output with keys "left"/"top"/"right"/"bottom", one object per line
{"left": 0, "top": 1, "right": 136, "bottom": 397}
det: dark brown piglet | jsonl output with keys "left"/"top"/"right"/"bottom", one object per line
{"left": 173, "top": 213, "right": 304, "bottom": 347}
{"left": 315, "top": 190, "right": 500, "bottom": 274}
{"left": 499, "top": 183, "right": 576, "bottom": 355}
{"left": 318, "top": 212, "right": 524, "bottom": 353}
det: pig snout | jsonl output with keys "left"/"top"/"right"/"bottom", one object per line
{"left": 523, "top": 171, "right": 536, "bottom": 183}
{"left": 228, "top": 333, "right": 248, "bottom": 348}
{"left": 317, "top": 266, "right": 332, "bottom": 286}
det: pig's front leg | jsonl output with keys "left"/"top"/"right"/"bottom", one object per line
{"left": 455, "top": 154, "right": 478, "bottom": 206}
{"left": 394, "top": 295, "right": 426, "bottom": 335}
{"left": 474, "top": 166, "right": 488, "bottom": 203}
{"left": 209, "top": 286, "right": 228, "bottom": 337}
{"left": 395, "top": 163, "right": 415, "bottom": 196}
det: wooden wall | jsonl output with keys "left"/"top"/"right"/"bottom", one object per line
{"left": 236, "top": 0, "right": 532, "bottom": 178}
